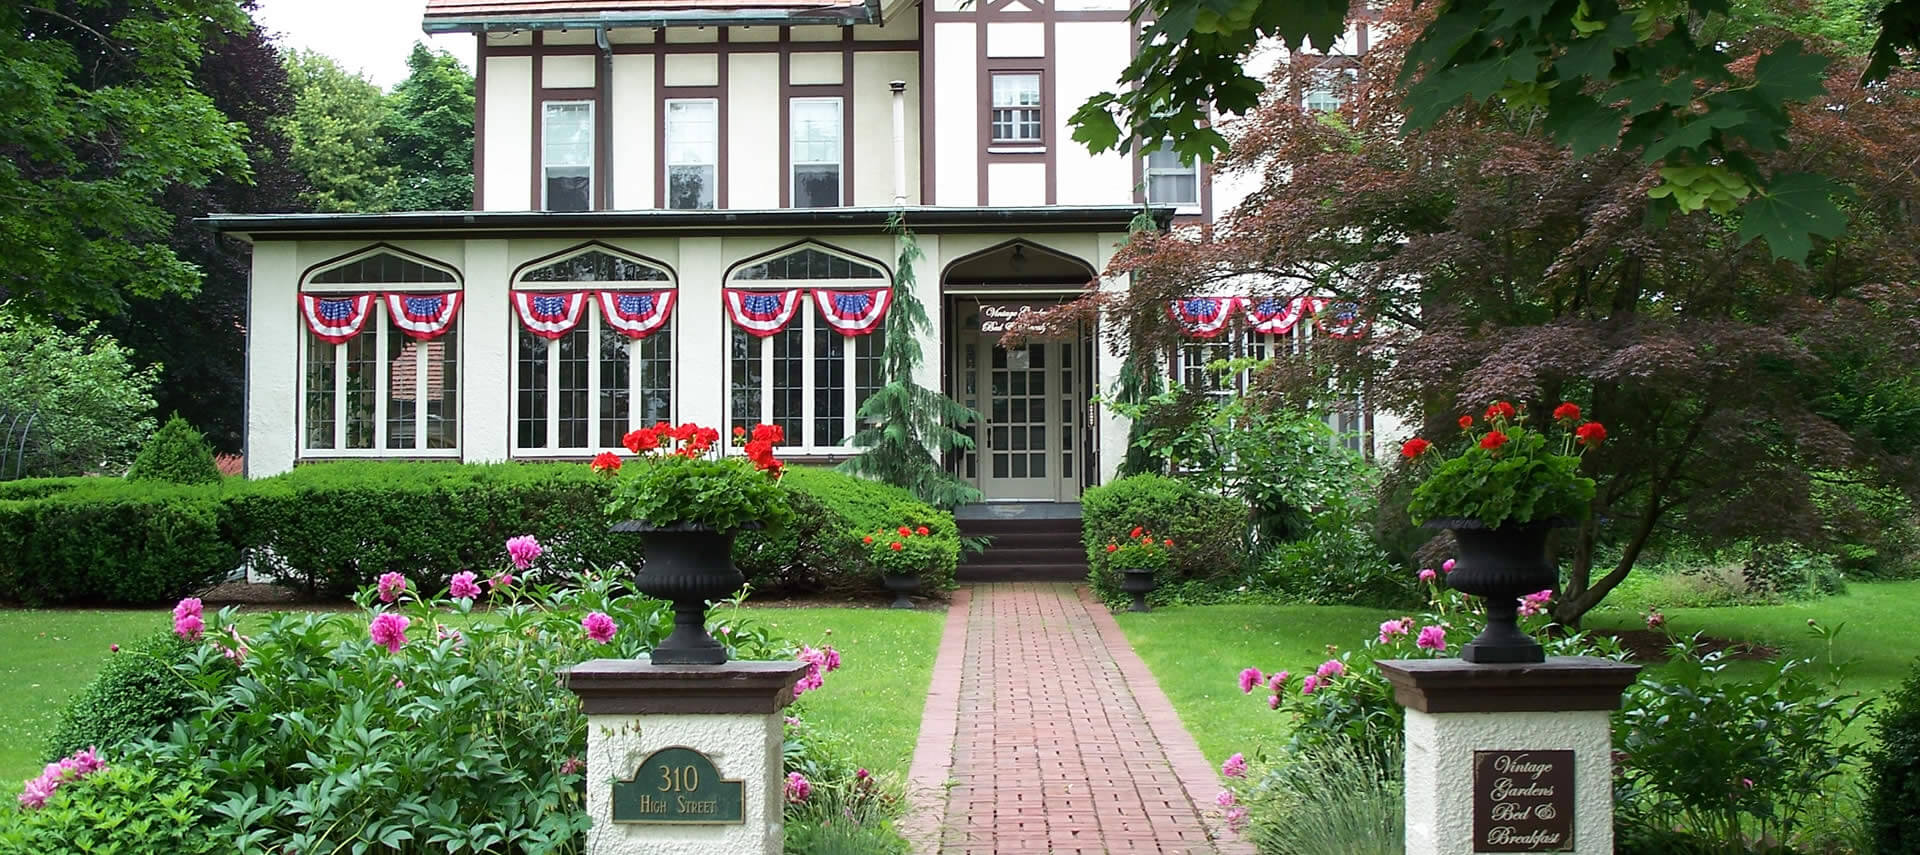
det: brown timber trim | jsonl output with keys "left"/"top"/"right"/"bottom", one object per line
{"left": 843, "top": 27, "right": 856, "bottom": 205}
{"left": 776, "top": 27, "right": 857, "bottom": 207}
{"left": 654, "top": 46, "right": 667, "bottom": 209}
{"left": 481, "top": 39, "right": 917, "bottom": 56}
{"left": 597, "top": 39, "right": 613, "bottom": 210}
{"left": 928, "top": 9, "right": 1131, "bottom": 21}
{"left": 1374, "top": 657, "right": 1642, "bottom": 715}
{"left": 529, "top": 31, "right": 543, "bottom": 210}
{"left": 920, "top": 3, "right": 936, "bottom": 204}
{"left": 778, "top": 30, "right": 791, "bottom": 207}
{"left": 474, "top": 37, "right": 488, "bottom": 210}
{"left": 1043, "top": 15, "right": 1055, "bottom": 205}
{"left": 718, "top": 28, "right": 730, "bottom": 207}
{"left": 566, "top": 659, "right": 812, "bottom": 715}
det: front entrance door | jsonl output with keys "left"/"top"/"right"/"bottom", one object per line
{"left": 956, "top": 325, "right": 1084, "bottom": 502}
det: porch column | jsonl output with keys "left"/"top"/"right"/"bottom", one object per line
{"left": 678, "top": 237, "right": 726, "bottom": 429}
{"left": 462, "top": 238, "right": 512, "bottom": 464}
{"left": 1092, "top": 231, "right": 1130, "bottom": 486}
{"left": 907, "top": 232, "right": 942, "bottom": 394}
{"left": 244, "top": 242, "right": 301, "bottom": 478}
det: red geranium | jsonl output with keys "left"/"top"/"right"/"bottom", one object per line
{"left": 863, "top": 535, "right": 874, "bottom": 544}
{"left": 1458, "top": 415, "right": 1473, "bottom": 429}
{"left": 1575, "top": 422, "right": 1608, "bottom": 447}
{"left": 1106, "top": 543, "right": 1118, "bottom": 553}
{"left": 889, "top": 541, "right": 904, "bottom": 551}
{"left": 1129, "top": 526, "right": 1144, "bottom": 537}
{"left": 733, "top": 426, "right": 747, "bottom": 438}
{"left": 1163, "top": 538, "right": 1173, "bottom": 547}
{"left": 1400, "top": 437, "right": 1431, "bottom": 459}
{"left": 1552, "top": 402, "right": 1582, "bottom": 423}
{"left": 915, "top": 526, "right": 930, "bottom": 536}
{"left": 1480, "top": 431, "right": 1509, "bottom": 451}
{"left": 622, "top": 428, "right": 660, "bottom": 453}
{"left": 590, "top": 452, "right": 622, "bottom": 474}
{"left": 897, "top": 526, "right": 911, "bottom": 537}
{"left": 1484, "top": 401, "right": 1517, "bottom": 421}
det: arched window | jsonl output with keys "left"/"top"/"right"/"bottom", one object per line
{"left": 298, "top": 247, "right": 462, "bottom": 456}
{"left": 724, "top": 243, "right": 889, "bottom": 452}
{"left": 510, "top": 245, "right": 676, "bottom": 454}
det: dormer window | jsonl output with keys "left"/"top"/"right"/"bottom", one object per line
{"left": 990, "top": 73, "right": 1043, "bottom": 144}
{"left": 542, "top": 102, "right": 594, "bottom": 211}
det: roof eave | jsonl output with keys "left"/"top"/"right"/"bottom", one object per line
{"left": 198, "top": 206, "right": 1176, "bottom": 240}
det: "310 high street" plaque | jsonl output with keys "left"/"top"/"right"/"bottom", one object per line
{"left": 611, "top": 746, "right": 745, "bottom": 825}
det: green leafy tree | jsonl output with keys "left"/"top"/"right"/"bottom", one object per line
{"left": 374, "top": 43, "right": 475, "bottom": 212}
{"left": 0, "top": 0, "right": 254, "bottom": 318}
{"left": 126, "top": 414, "right": 223, "bottom": 484}
{"left": 0, "top": 308, "right": 160, "bottom": 476}
{"left": 840, "top": 217, "right": 983, "bottom": 508}
{"left": 279, "top": 49, "right": 393, "bottom": 212}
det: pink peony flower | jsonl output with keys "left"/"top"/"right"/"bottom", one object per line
{"left": 1416, "top": 625, "right": 1447, "bottom": 652}
{"left": 1301, "top": 674, "right": 1322, "bottom": 695}
{"left": 560, "top": 756, "right": 585, "bottom": 776}
{"left": 1237, "top": 667, "right": 1263, "bottom": 694}
{"left": 785, "top": 772, "right": 812, "bottom": 803}
{"left": 1267, "top": 670, "right": 1290, "bottom": 692}
{"left": 172, "top": 598, "right": 202, "bottom": 621}
{"left": 488, "top": 570, "right": 515, "bottom": 591}
{"left": 173, "top": 613, "right": 204, "bottom": 641}
{"left": 506, "top": 535, "right": 544, "bottom": 570}
{"left": 1226, "top": 805, "right": 1248, "bottom": 832}
{"left": 1222, "top": 753, "right": 1247, "bottom": 778}
{"left": 1418, "top": 568, "right": 1437, "bottom": 583}
{"left": 1442, "top": 558, "right": 1457, "bottom": 574}
{"left": 109, "top": 644, "right": 119, "bottom": 653}
{"left": 19, "top": 748, "right": 107, "bottom": 810}
{"left": 582, "top": 612, "right": 618, "bottom": 644}
{"left": 377, "top": 572, "right": 407, "bottom": 604}
{"left": 1315, "top": 659, "right": 1345, "bottom": 680}
{"left": 394, "top": 679, "right": 405, "bottom": 689}
{"left": 1519, "top": 589, "right": 1553, "bottom": 617}
{"left": 1268, "top": 694, "right": 1281, "bottom": 710}
{"left": 1379, "top": 618, "right": 1413, "bottom": 643}
{"left": 369, "top": 613, "right": 411, "bottom": 653}
{"left": 1215, "top": 789, "right": 1237, "bottom": 807}
{"left": 449, "top": 571, "right": 482, "bottom": 599}
{"left": 1645, "top": 608, "right": 1666, "bottom": 630}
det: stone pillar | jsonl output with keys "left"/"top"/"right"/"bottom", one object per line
{"left": 566, "top": 659, "right": 810, "bottom": 855}
{"left": 1376, "top": 657, "right": 1640, "bottom": 855}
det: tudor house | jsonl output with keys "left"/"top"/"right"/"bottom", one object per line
{"left": 207, "top": 0, "right": 1381, "bottom": 512}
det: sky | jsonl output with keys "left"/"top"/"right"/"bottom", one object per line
{"left": 253, "top": 0, "right": 476, "bottom": 89}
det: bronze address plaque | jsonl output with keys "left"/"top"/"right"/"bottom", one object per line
{"left": 1472, "top": 750, "right": 1575, "bottom": 852}
{"left": 611, "top": 747, "right": 744, "bottom": 824}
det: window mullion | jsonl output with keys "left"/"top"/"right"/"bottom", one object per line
{"left": 586, "top": 310, "right": 602, "bottom": 447}
{"left": 759, "top": 332, "right": 773, "bottom": 431}
{"left": 545, "top": 338, "right": 560, "bottom": 452}
{"left": 373, "top": 314, "right": 390, "bottom": 452}
{"left": 333, "top": 337, "right": 347, "bottom": 450}
{"left": 416, "top": 334, "right": 431, "bottom": 450}
{"left": 844, "top": 329, "right": 857, "bottom": 445}
{"left": 801, "top": 306, "right": 816, "bottom": 452}
{"left": 628, "top": 315, "right": 641, "bottom": 434}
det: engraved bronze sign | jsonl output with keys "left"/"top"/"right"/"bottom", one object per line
{"left": 610, "top": 747, "right": 744, "bottom": 824}
{"left": 1472, "top": 749, "right": 1575, "bottom": 852}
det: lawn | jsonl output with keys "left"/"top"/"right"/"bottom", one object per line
{"left": 0, "top": 603, "right": 944, "bottom": 788}
{"left": 1118, "top": 580, "right": 1920, "bottom": 768}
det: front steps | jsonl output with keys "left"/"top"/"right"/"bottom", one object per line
{"left": 954, "top": 504, "right": 1086, "bottom": 583}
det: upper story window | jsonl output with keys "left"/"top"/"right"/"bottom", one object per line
{"left": 510, "top": 246, "right": 676, "bottom": 456}
{"left": 299, "top": 248, "right": 463, "bottom": 457}
{"left": 1145, "top": 140, "right": 1200, "bottom": 207}
{"left": 990, "top": 73, "right": 1043, "bottom": 144}
{"left": 1303, "top": 67, "right": 1357, "bottom": 113}
{"left": 667, "top": 99, "right": 718, "bottom": 210}
{"left": 543, "top": 102, "right": 594, "bottom": 211}
{"left": 726, "top": 245, "right": 889, "bottom": 453}
{"left": 791, "top": 98, "right": 843, "bottom": 208}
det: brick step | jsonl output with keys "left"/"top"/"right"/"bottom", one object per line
{"left": 960, "top": 545, "right": 1086, "bottom": 566}
{"left": 956, "top": 562, "right": 1088, "bottom": 583}
{"left": 955, "top": 517, "right": 1083, "bottom": 536}
{"left": 963, "top": 530, "right": 1085, "bottom": 549}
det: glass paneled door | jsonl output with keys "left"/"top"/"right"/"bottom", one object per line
{"left": 967, "top": 331, "right": 1082, "bottom": 501}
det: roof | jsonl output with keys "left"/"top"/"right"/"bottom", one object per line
{"left": 422, "top": 0, "right": 874, "bottom": 31}
{"left": 198, "top": 206, "right": 1175, "bottom": 241}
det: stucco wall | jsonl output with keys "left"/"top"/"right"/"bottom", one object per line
{"left": 1404, "top": 708, "right": 1615, "bottom": 855}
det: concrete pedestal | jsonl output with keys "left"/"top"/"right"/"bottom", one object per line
{"left": 1378, "top": 657, "right": 1639, "bottom": 855}
{"left": 566, "top": 658, "right": 810, "bottom": 855}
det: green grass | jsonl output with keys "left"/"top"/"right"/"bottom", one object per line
{"left": 0, "top": 604, "right": 943, "bottom": 787}
{"left": 1118, "top": 580, "right": 1920, "bottom": 767}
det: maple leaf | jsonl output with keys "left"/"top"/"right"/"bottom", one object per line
{"left": 1735, "top": 172, "right": 1850, "bottom": 263}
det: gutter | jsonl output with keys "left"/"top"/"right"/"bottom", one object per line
{"left": 197, "top": 206, "right": 1178, "bottom": 238}
{"left": 422, "top": 6, "right": 878, "bottom": 33}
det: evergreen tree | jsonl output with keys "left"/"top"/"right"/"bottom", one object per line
{"left": 840, "top": 215, "right": 983, "bottom": 508}
{"left": 126, "top": 414, "right": 221, "bottom": 484}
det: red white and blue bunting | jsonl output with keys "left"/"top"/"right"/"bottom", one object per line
{"left": 384, "top": 292, "right": 462, "bottom": 341}
{"left": 597, "top": 290, "right": 676, "bottom": 339}
{"left": 725, "top": 288, "right": 804, "bottom": 337}
{"left": 1246, "top": 296, "right": 1311, "bottom": 335}
{"left": 811, "top": 288, "right": 892, "bottom": 336}
{"left": 1315, "top": 298, "right": 1371, "bottom": 339}
{"left": 1167, "top": 296, "right": 1245, "bottom": 339}
{"left": 300, "top": 294, "right": 375, "bottom": 344}
{"left": 511, "top": 290, "right": 589, "bottom": 339}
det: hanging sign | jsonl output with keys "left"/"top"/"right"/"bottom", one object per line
{"left": 1472, "top": 750, "right": 1575, "bottom": 852}
{"left": 300, "top": 294, "right": 374, "bottom": 343}
{"left": 512, "top": 290, "right": 589, "bottom": 339}
{"left": 1247, "top": 295, "right": 1310, "bottom": 335}
{"left": 597, "top": 290, "right": 676, "bottom": 339}
{"left": 976, "top": 303, "right": 1047, "bottom": 334}
{"left": 1167, "top": 296, "right": 1245, "bottom": 339}
{"left": 384, "top": 292, "right": 462, "bottom": 341}
{"left": 610, "top": 747, "right": 745, "bottom": 825}
{"left": 724, "top": 288, "right": 803, "bottom": 337}
{"left": 812, "top": 288, "right": 892, "bottom": 336}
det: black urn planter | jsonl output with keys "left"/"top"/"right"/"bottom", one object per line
{"left": 1427, "top": 518, "right": 1562, "bottom": 664}
{"left": 881, "top": 573, "right": 920, "bottom": 609}
{"left": 613, "top": 520, "right": 747, "bottom": 665}
{"left": 1119, "top": 568, "right": 1156, "bottom": 613}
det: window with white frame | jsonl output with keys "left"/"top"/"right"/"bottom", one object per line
{"left": 543, "top": 102, "right": 594, "bottom": 211}
{"left": 790, "top": 97, "right": 843, "bottom": 208}
{"left": 1145, "top": 138, "right": 1200, "bottom": 207}
{"left": 300, "top": 250, "right": 461, "bottom": 456}
{"left": 727, "top": 246, "right": 888, "bottom": 452}
{"left": 990, "top": 73, "right": 1043, "bottom": 144}
{"left": 666, "top": 99, "right": 718, "bottom": 210}
{"left": 513, "top": 248, "right": 675, "bottom": 454}
{"left": 1303, "top": 66, "right": 1357, "bottom": 112}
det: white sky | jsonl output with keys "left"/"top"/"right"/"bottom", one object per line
{"left": 253, "top": 0, "right": 476, "bottom": 89}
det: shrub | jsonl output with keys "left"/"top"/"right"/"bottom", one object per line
{"left": 44, "top": 632, "right": 193, "bottom": 760}
{"left": 1230, "top": 737, "right": 1403, "bottom": 855}
{"left": 0, "top": 760, "right": 226, "bottom": 854}
{"left": 1867, "top": 657, "right": 1920, "bottom": 854}
{"left": 782, "top": 714, "right": 906, "bottom": 855}
{"left": 0, "top": 479, "right": 240, "bottom": 605}
{"left": 0, "top": 309, "right": 159, "bottom": 477}
{"left": 126, "top": 415, "right": 222, "bottom": 485}
{"left": 1082, "top": 474, "right": 1244, "bottom": 605}
{"left": 1247, "top": 510, "right": 1414, "bottom": 608}
{"left": 738, "top": 467, "right": 959, "bottom": 595}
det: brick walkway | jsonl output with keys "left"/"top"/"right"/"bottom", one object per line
{"left": 904, "top": 583, "right": 1247, "bottom": 855}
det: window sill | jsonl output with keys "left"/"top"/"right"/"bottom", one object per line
{"left": 987, "top": 144, "right": 1046, "bottom": 154}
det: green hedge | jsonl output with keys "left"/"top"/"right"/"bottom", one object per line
{"left": 1081, "top": 474, "right": 1245, "bottom": 605}
{"left": 0, "top": 462, "right": 956, "bottom": 605}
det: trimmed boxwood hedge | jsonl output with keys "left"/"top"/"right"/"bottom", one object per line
{"left": 1081, "top": 473, "right": 1246, "bottom": 605}
{"left": 0, "top": 461, "right": 957, "bottom": 605}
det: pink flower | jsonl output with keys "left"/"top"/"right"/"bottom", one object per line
{"left": 1268, "top": 694, "right": 1281, "bottom": 710}
{"left": 369, "top": 613, "right": 411, "bottom": 653}
{"left": 1226, "top": 805, "right": 1248, "bottom": 832}
{"left": 449, "top": 571, "right": 482, "bottom": 599}
{"left": 785, "top": 772, "right": 812, "bottom": 803}
{"left": 1215, "top": 789, "right": 1236, "bottom": 807}
{"left": 1741, "top": 777, "right": 1754, "bottom": 789}
{"left": 1416, "top": 625, "right": 1447, "bottom": 652}
{"left": 784, "top": 716, "right": 803, "bottom": 727}
{"left": 560, "top": 756, "right": 586, "bottom": 776}
{"left": 1222, "top": 753, "right": 1247, "bottom": 778}
{"left": 377, "top": 572, "right": 407, "bottom": 604}
{"left": 1418, "top": 568, "right": 1437, "bottom": 583}
{"left": 1301, "top": 674, "right": 1322, "bottom": 695}
{"left": 436, "top": 624, "right": 465, "bottom": 647}
{"left": 582, "top": 612, "right": 618, "bottom": 644}
{"left": 173, "top": 613, "right": 204, "bottom": 641}
{"left": 172, "top": 598, "right": 202, "bottom": 621}
{"left": 506, "top": 535, "right": 543, "bottom": 570}
{"left": 219, "top": 625, "right": 250, "bottom": 663}
{"left": 488, "top": 570, "right": 515, "bottom": 591}
{"left": 1315, "top": 659, "right": 1345, "bottom": 680}
{"left": 1378, "top": 618, "right": 1413, "bottom": 643}
{"left": 1267, "top": 670, "right": 1290, "bottom": 692}
{"left": 1519, "top": 589, "right": 1553, "bottom": 617}
{"left": 394, "top": 679, "right": 405, "bottom": 689}
{"left": 18, "top": 748, "right": 107, "bottom": 810}
{"left": 1442, "top": 558, "right": 1457, "bottom": 574}
{"left": 109, "top": 644, "right": 119, "bottom": 653}
{"left": 1645, "top": 608, "right": 1666, "bottom": 630}
{"left": 1237, "top": 667, "right": 1263, "bottom": 694}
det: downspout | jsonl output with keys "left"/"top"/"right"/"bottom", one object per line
{"left": 596, "top": 26, "right": 614, "bottom": 209}
{"left": 889, "top": 80, "right": 907, "bottom": 206}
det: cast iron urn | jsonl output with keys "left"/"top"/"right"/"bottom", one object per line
{"left": 882, "top": 572, "right": 920, "bottom": 610}
{"left": 613, "top": 520, "right": 747, "bottom": 665}
{"left": 1119, "top": 568, "right": 1156, "bottom": 613}
{"left": 1427, "top": 518, "right": 1561, "bottom": 664}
